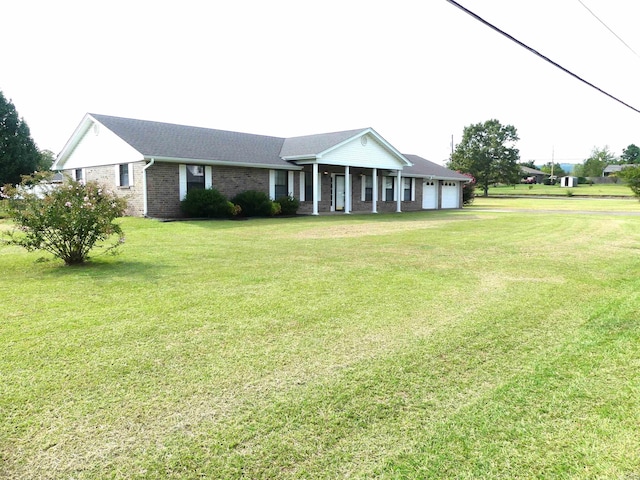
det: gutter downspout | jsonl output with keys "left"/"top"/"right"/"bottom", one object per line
{"left": 142, "top": 158, "right": 155, "bottom": 217}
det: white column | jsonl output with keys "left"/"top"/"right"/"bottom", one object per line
{"left": 396, "top": 169, "right": 402, "bottom": 213}
{"left": 312, "top": 163, "right": 319, "bottom": 215}
{"left": 372, "top": 168, "right": 378, "bottom": 213}
{"left": 344, "top": 166, "right": 351, "bottom": 214}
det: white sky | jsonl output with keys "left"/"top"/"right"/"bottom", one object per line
{"left": 3, "top": 0, "right": 640, "bottom": 165}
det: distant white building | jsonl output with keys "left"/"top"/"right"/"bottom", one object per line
{"left": 560, "top": 176, "right": 578, "bottom": 187}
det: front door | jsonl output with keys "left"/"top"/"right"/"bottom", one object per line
{"left": 334, "top": 175, "right": 345, "bottom": 211}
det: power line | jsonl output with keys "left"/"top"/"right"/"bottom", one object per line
{"left": 445, "top": 0, "right": 640, "bottom": 115}
{"left": 576, "top": 0, "right": 640, "bottom": 61}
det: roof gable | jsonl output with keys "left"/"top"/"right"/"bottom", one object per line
{"left": 53, "top": 114, "right": 143, "bottom": 170}
{"left": 280, "top": 128, "right": 369, "bottom": 159}
{"left": 281, "top": 127, "right": 411, "bottom": 169}
{"left": 55, "top": 114, "right": 290, "bottom": 170}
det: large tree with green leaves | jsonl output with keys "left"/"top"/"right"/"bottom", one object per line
{"left": 448, "top": 119, "right": 520, "bottom": 196}
{"left": 620, "top": 144, "right": 640, "bottom": 164}
{"left": 619, "top": 165, "right": 640, "bottom": 200}
{"left": 574, "top": 146, "right": 616, "bottom": 178}
{"left": 0, "top": 90, "right": 41, "bottom": 186}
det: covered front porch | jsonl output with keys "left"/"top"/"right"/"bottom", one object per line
{"left": 282, "top": 128, "right": 414, "bottom": 215}
{"left": 298, "top": 164, "right": 408, "bottom": 215}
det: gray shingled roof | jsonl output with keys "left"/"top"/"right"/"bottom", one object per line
{"left": 90, "top": 114, "right": 288, "bottom": 167}
{"left": 280, "top": 128, "right": 369, "bottom": 158}
{"left": 84, "top": 115, "right": 467, "bottom": 181}
{"left": 402, "top": 154, "right": 471, "bottom": 180}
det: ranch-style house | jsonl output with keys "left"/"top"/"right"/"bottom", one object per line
{"left": 52, "top": 114, "right": 470, "bottom": 218}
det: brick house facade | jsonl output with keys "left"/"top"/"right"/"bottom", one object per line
{"left": 55, "top": 114, "right": 469, "bottom": 218}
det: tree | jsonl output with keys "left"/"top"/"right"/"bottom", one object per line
{"left": 620, "top": 166, "right": 640, "bottom": 200}
{"left": 575, "top": 146, "right": 616, "bottom": 178}
{"left": 37, "top": 149, "right": 55, "bottom": 171}
{"left": 0, "top": 90, "right": 41, "bottom": 186}
{"left": 540, "top": 161, "right": 566, "bottom": 178}
{"left": 448, "top": 119, "right": 520, "bottom": 196}
{"left": 519, "top": 160, "right": 536, "bottom": 169}
{"left": 2, "top": 173, "right": 127, "bottom": 265}
{"left": 620, "top": 144, "right": 640, "bottom": 164}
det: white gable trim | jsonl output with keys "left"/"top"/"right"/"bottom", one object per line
{"left": 319, "top": 128, "right": 411, "bottom": 166}
{"left": 54, "top": 114, "right": 143, "bottom": 171}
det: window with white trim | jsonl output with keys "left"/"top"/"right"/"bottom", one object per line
{"left": 186, "top": 165, "right": 205, "bottom": 192}
{"left": 362, "top": 175, "right": 373, "bottom": 201}
{"left": 403, "top": 177, "right": 414, "bottom": 201}
{"left": 115, "top": 164, "right": 133, "bottom": 187}
{"left": 74, "top": 168, "right": 84, "bottom": 182}
{"left": 274, "top": 170, "right": 288, "bottom": 199}
{"left": 384, "top": 176, "right": 395, "bottom": 202}
{"left": 304, "top": 171, "right": 313, "bottom": 201}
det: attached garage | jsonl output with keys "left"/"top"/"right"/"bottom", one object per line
{"left": 422, "top": 180, "right": 438, "bottom": 209}
{"left": 441, "top": 181, "right": 460, "bottom": 209}
{"left": 403, "top": 155, "right": 470, "bottom": 211}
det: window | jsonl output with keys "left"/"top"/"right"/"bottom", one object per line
{"left": 403, "top": 178, "right": 412, "bottom": 201}
{"left": 186, "top": 165, "right": 205, "bottom": 192}
{"left": 304, "top": 171, "right": 313, "bottom": 201}
{"left": 118, "top": 164, "right": 130, "bottom": 187}
{"left": 364, "top": 175, "right": 373, "bottom": 201}
{"left": 384, "top": 176, "right": 395, "bottom": 202}
{"left": 179, "top": 164, "right": 211, "bottom": 200}
{"left": 274, "top": 170, "right": 288, "bottom": 199}
{"left": 74, "top": 168, "right": 84, "bottom": 182}
{"left": 115, "top": 164, "right": 134, "bottom": 187}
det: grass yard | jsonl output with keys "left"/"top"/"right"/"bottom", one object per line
{"left": 488, "top": 182, "right": 633, "bottom": 196}
{"left": 2, "top": 203, "right": 640, "bottom": 479}
{"left": 471, "top": 195, "right": 640, "bottom": 212}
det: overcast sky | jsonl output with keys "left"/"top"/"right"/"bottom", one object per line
{"left": 4, "top": 0, "right": 640, "bottom": 165}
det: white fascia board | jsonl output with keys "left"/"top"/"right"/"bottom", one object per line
{"left": 281, "top": 155, "right": 317, "bottom": 162}
{"left": 147, "top": 156, "right": 303, "bottom": 170}
{"left": 52, "top": 113, "right": 95, "bottom": 170}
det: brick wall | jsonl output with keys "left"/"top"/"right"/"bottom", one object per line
{"left": 211, "top": 166, "right": 269, "bottom": 199}
{"left": 64, "top": 162, "right": 146, "bottom": 217}
{"left": 146, "top": 162, "right": 181, "bottom": 218}
{"left": 67, "top": 162, "right": 445, "bottom": 218}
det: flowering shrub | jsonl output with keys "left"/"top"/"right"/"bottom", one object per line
{"left": 459, "top": 171, "right": 477, "bottom": 205}
{"left": 2, "top": 173, "right": 127, "bottom": 265}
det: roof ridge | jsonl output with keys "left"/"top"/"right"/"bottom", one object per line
{"left": 89, "top": 113, "right": 287, "bottom": 141}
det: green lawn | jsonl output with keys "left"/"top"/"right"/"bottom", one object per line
{"left": 2, "top": 204, "right": 640, "bottom": 479}
{"left": 471, "top": 195, "right": 640, "bottom": 212}
{"left": 488, "top": 182, "right": 633, "bottom": 196}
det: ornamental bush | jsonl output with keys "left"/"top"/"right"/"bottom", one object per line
{"left": 231, "top": 190, "right": 275, "bottom": 217}
{"left": 180, "top": 188, "right": 237, "bottom": 218}
{"left": 1, "top": 173, "right": 127, "bottom": 265}
{"left": 459, "top": 172, "right": 476, "bottom": 205}
{"left": 275, "top": 195, "right": 300, "bottom": 215}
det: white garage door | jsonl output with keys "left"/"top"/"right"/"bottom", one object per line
{"left": 441, "top": 182, "right": 459, "bottom": 209}
{"left": 422, "top": 180, "right": 438, "bottom": 209}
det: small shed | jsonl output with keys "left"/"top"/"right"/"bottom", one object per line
{"left": 560, "top": 176, "right": 578, "bottom": 187}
